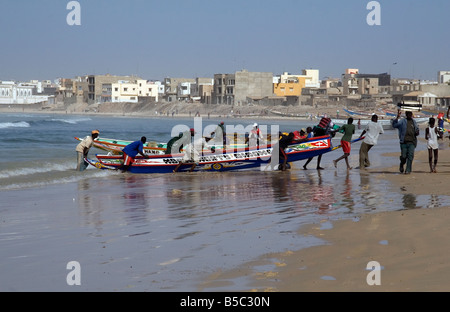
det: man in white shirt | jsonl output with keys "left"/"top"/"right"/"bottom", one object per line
{"left": 358, "top": 114, "right": 384, "bottom": 170}
{"left": 76, "top": 129, "right": 99, "bottom": 171}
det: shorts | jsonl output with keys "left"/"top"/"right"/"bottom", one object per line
{"left": 341, "top": 140, "right": 351, "bottom": 154}
{"left": 123, "top": 152, "right": 135, "bottom": 166}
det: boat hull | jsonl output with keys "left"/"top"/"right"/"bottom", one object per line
{"left": 86, "top": 136, "right": 333, "bottom": 174}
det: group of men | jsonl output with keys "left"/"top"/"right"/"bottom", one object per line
{"left": 76, "top": 110, "right": 426, "bottom": 174}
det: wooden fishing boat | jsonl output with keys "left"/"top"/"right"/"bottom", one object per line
{"left": 75, "top": 136, "right": 167, "bottom": 155}
{"left": 85, "top": 136, "right": 364, "bottom": 174}
{"left": 76, "top": 135, "right": 250, "bottom": 155}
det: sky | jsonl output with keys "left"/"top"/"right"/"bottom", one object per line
{"left": 0, "top": 0, "right": 449, "bottom": 82}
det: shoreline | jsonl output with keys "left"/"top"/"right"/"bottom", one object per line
{"left": 198, "top": 140, "right": 450, "bottom": 292}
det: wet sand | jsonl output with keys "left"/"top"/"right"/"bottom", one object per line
{"left": 199, "top": 137, "right": 450, "bottom": 292}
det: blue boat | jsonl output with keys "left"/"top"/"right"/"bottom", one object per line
{"left": 86, "top": 136, "right": 336, "bottom": 173}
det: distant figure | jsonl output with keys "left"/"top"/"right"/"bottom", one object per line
{"left": 357, "top": 119, "right": 361, "bottom": 130}
{"left": 306, "top": 126, "right": 313, "bottom": 139}
{"left": 425, "top": 117, "right": 442, "bottom": 173}
{"left": 76, "top": 129, "right": 99, "bottom": 171}
{"left": 333, "top": 117, "right": 355, "bottom": 170}
{"left": 211, "top": 121, "right": 226, "bottom": 147}
{"left": 119, "top": 136, "right": 149, "bottom": 172}
{"left": 248, "top": 123, "right": 264, "bottom": 147}
{"left": 437, "top": 112, "right": 444, "bottom": 133}
{"left": 303, "top": 116, "right": 333, "bottom": 170}
{"left": 392, "top": 110, "right": 420, "bottom": 174}
{"left": 358, "top": 114, "right": 384, "bottom": 170}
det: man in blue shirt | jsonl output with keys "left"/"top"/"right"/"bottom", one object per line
{"left": 120, "top": 136, "right": 149, "bottom": 171}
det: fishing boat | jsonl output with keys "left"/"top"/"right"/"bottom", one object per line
{"left": 85, "top": 136, "right": 364, "bottom": 174}
{"left": 75, "top": 136, "right": 167, "bottom": 155}
{"left": 76, "top": 135, "right": 249, "bottom": 155}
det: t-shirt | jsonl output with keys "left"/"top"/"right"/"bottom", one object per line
{"left": 122, "top": 140, "right": 144, "bottom": 158}
{"left": 76, "top": 136, "right": 94, "bottom": 153}
{"left": 363, "top": 121, "right": 384, "bottom": 145}
{"left": 340, "top": 124, "right": 355, "bottom": 142}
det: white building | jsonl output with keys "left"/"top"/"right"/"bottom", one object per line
{"left": 438, "top": 71, "right": 450, "bottom": 84}
{"left": 276, "top": 69, "right": 320, "bottom": 88}
{"left": 0, "top": 81, "right": 50, "bottom": 105}
{"left": 111, "top": 79, "right": 159, "bottom": 103}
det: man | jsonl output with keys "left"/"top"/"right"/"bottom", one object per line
{"left": 358, "top": 114, "right": 384, "bottom": 170}
{"left": 392, "top": 110, "right": 420, "bottom": 174}
{"left": 119, "top": 136, "right": 149, "bottom": 172}
{"left": 211, "top": 121, "right": 226, "bottom": 147}
{"left": 173, "top": 131, "right": 214, "bottom": 172}
{"left": 333, "top": 117, "right": 355, "bottom": 170}
{"left": 248, "top": 123, "right": 264, "bottom": 147}
{"left": 76, "top": 129, "right": 99, "bottom": 171}
{"left": 303, "top": 116, "right": 333, "bottom": 170}
{"left": 165, "top": 132, "right": 184, "bottom": 155}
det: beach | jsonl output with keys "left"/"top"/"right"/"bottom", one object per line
{"left": 199, "top": 139, "right": 450, "bottom": 292}
{"left": 2, "top": 105, "right": 449, "bottom": 293}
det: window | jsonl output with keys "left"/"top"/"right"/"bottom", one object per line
{"left": 115, "top": 88, "right": 118, "bottom": 91}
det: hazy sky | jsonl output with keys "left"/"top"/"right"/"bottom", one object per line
{"left": 1, "top": 0, "right": 448, "bottom": 82}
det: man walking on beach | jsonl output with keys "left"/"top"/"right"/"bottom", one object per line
{"left": 358, "top": 114, "right": 384, "bottom": 170}
{"left": 333, "top": 117, "right": 355, "bottom": 170}
{"left": 76, "top": 129, "right": 99, "bottom": 171}
{"left": 392, "top": 110, "right": 420, "bottom": 174}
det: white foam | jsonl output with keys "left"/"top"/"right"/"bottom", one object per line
{"left": 0, "top": 161, "right": 73, "bottom": 179}
{"left": 0, "top": 121, "right": 30, "bottom": 129}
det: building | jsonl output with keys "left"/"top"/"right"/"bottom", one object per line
{"left": 110, "top": 79, "right": 159, "bottom": 103}
{"left": 438, "top": 71, "right": 450, "bottom": 84}
{"left": 213, "top": 70, "right": 274, "bottom": 105}
{"left": 342, "top": 73, "right": 379, "bottom": 97}
{"left": 0, "top": 81, "right": 52, "bottom": 105}
{"left": 87, "top": 74, "right": 142, "bottom": 104}
{"left": 163, "top": 77, "right": 196, "bottom": 102}
{"left": 190, "top": 78, "right": 214, "bottom": 104}
{"left": 273, "top": 72, "right": 306, "bottom": 97}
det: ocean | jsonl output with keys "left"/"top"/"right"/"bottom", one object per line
{"left": 1, "top": 112, "right": 449, "bottom": 291}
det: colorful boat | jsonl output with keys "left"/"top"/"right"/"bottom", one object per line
{"left": 85, "top": 135, "right": 341, "bottom": 174}
{"left": 75, "top": 136, "right": 167, "bottom": 155}
{"left": 76, "top": 135, "right": 250, "bottom": 156}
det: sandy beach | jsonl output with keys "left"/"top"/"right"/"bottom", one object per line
{"left": 199, "top": 138, "right": 450, "bottom": 292}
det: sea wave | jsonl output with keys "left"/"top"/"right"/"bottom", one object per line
{"left": 47, "top": 117, "right": 92, "bottom": 124}
{"left": 1, "top": 170, "right": 114, "bottom": 191}
{"left": 0, "top": 121, "right": 30, "bottom": 129}
{"left": 0, "top": 161, "right": 74, "bottom": 179}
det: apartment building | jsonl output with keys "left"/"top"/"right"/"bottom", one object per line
{"left": 87, "top": 74, "right": 142, "bottom": 104}
{"left": 163, "top": 77, "right": 196, "bottom": 102}
{"left": 110, "top": 79, "right": 159, "bottom": 103}
{"left": 213, "top": 70, "right": 273, "bottom": 105}
{"left": 342, "top": 69, "right": 379, "bottom": 97}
